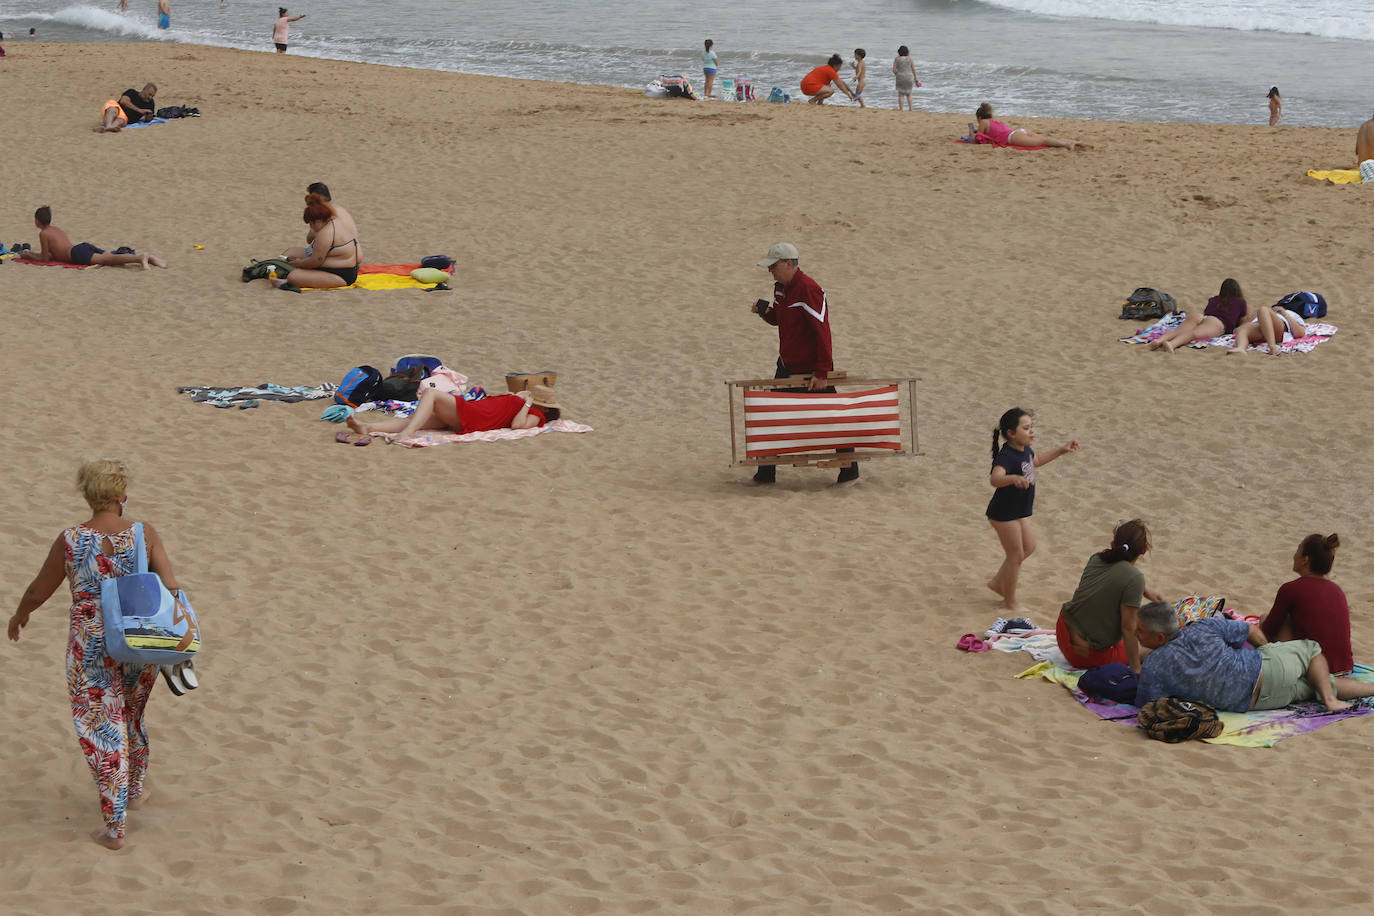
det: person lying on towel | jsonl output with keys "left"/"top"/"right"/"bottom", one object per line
{"left": 1134, "top": 600, "right": 1374, "bottom": 713}
{"left": 18, "top": 205, "right": 168, "bottom": 269}
{"left": 346, "top": 385, "right": 561, "bottom": 442}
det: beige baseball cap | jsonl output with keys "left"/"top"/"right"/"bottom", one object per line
{"left": 757, "top": 242, "right": 800, "bottom": 267}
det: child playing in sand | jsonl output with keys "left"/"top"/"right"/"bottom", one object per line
{"left": 986, "top": 407, "right": 1079, "bottom": 612}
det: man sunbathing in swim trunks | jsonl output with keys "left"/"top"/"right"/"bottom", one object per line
{"left": 19, "top": 206, "right": 168, "bottom": 269}
{"left": 96, "top": 99, "right": 128, "bottom": 132}
{"left": 1357, "top": 113, "right": 1374, "bottom": 184}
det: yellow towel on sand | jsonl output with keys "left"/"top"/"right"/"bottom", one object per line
{"left": 352, "top": 272, "right": 432, "bottom": 290}
{"left": 1307, "top": 168, "right": 1361, "bottom": 184}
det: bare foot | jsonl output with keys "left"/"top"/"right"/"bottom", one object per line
{"left": 144, "top": 254, "right": 168, "bottom": 269}
{"left": 1325, "top": 698, "right": 1353, "bottom": 713}
{"left": 90, "top": 827, "right": 124, "bottom": 850}
{"left": 128, "top": 790, "right": 150, "bottom": 809}
{"left": 1159, "top": 339, "right": 1177, "bottom": 354}
{"left": 1146, "top": 338, "right": 1165, "bottom": 351}
{"left": 1226, "top": 347, "right": 1246, "bottom": 355}
{"left": 345, "top": 415, "right": 369, "bottom": 436}
{"left": 986, "top": 579, "right": 1005, "bottom": 598}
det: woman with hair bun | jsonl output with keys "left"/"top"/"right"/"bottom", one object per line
{"left": 1056, "top": 519, "right": 1165, "bottom": 672}
{"left": 1260, "top": 534, "right": 1353, "bottom": 674}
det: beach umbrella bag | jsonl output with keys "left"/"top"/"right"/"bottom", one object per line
{"left": 100, "top": 522, "right": 203, "bottom": 665}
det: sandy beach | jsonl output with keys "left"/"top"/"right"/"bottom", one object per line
{"left": 4, "top": 40, "right": 1374, "bottom": 913}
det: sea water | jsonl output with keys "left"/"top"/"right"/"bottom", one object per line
{"left": 2, "top": 0, "right": 1371, "bottom": 127}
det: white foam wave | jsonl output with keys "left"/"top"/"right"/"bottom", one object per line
{"left": 978, "top": 0, "right": 1374, "bottom": 43}
{"left": 27, "top": 4, "right": 169, "bottom": 40}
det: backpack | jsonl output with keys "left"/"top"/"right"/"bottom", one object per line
{"left": 373, "top": 367, "right": 427, "bottom": 402}
{"left": 767, "top": 86, "right": 790, "bottom": 103}
{"left": 390, "top": 354, "right": 443, "bottom": 377}
{"left": 1118, "top": 287, "right": 1177, "bottom": 320}
{"left": 241, "top": 257, "right": 295, "bottom": 283}
{"left": 334, "top": 365, "right": 382, "bottom": 407}
{"left": 1273, "top": 291, "right": 1327, "bottom": 319}
{"left": 1078, "top": 663, "right": 1139, "bottom": 704}
{"left": 1137, "top": 697, "right": 1224, "bottom": 743}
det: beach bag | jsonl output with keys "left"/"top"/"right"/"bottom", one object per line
{"left": 419, "top": 255, "right": 454, "bottom": 272}
{"left": 1175, "top": 595, "right": 1226, "bottom": 627}
{"left": 1118, "top": 287, "right": 1177, "bottom": 320}
{"left": 390, "top": 354, "right": 442, "bottom": 377}
{"left": 418, "top": 366, "right": 468, "bottom": 397}
{"left": 767, "top": 86, "right": 790, "bottom": 103}
{"left": 334, "top": 365, "right": 383, "bottom": 407}
{"left": 1137, "top": 697, "right": 1223, "bottom": 743}
{"left": 101, "top": 523, "right": 202, "bottom": 665}
{"left": 657, "top": 75, "right": 697, "bottom": 100}
{"left": 1078, "top": 663, "right": 1139, "bottom": 704}
{"left": 241, "top": 257, "right": 295, "bottom": 283}
{"left": 737, "top": 78, "right": 755, "bottom": 101}
{"left": 373, "top": 366, "right": 427, "bottom": 401}
{"left": 505, "top": 369, "right": 557, "bottom": 393}
{"left": 1273, "top": 291, "right": 1326, "bottom": 319}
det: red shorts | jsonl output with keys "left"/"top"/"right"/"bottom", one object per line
{"left": 1056, "top": 612, "right": 1126, "bottom": 668}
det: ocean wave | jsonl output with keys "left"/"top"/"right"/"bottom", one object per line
{"left": 21, "top": 4, "right": 170, "bottom": 40}
{"left": 975, "top": 0, "right": 1374, "bottom": 42}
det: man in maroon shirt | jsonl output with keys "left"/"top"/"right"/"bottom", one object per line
{"left": 743, "top": 242, "right": 859, "bottom": 488}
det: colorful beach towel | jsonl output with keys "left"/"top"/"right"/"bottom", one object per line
{"left": 1118, "top": 311, "right": 1186, "bottom": 344}
{"left": 1121, "top": 313, "right": 1338, "bottom": 354}
{"left": 297, "top": 263, "right": 442, "bottom": 291}
{"left": 1307, "top": 168, "right": 1361, "bottom": 185}
{"left": 1190, "top": 321, "right": 1338, "bottom": 354}
{"left": 373, "top": 418, "right": 594, "bottom": 448}
{"left": 1017, "top": 661, "right": 1374, "bottom": 747}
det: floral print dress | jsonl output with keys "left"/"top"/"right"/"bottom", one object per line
{"left": 63, "top": 524, "right": 157, "bottom": 840}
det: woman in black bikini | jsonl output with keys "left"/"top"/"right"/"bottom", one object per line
{"left": 272, "top": 192, "right": 360, "bottom": 291}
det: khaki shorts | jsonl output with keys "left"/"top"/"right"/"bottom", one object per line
{"left": 1253, "top": 639, "right": 1330, "bottom": 709}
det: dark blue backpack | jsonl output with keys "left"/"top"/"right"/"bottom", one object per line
{"left": 390, "top": 354, "right": 442, "bottom": 377}
{"left": 334, "top": 365, "right": 382, "bottom": 407}
{"left": 1274, "top": 291, "right": 1327, "bottom": 319}
{"left": 1078, "top": 663, "right": 1140, "bottom": 704}
{"left": 419, "top": 255, "right": 454, "bottom": 272}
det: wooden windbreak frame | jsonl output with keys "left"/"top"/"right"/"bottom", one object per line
{"left": 726, "top": 375, "right": 920, "bottom": 469}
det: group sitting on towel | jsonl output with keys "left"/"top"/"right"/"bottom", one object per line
{"left": 345, "top": 384, "right": 561, "bottom": 444}
{"left": 270, "top": 183, "right": 362, "bottom": 291}
{"left": 1058, "top": 520, "right": 1364, "bottom": 709}
{"left": 17, "top": 205, "right": 168, "bottom": 269}
{"left": 1147, "top": 278, "right": 1307, "bottom": 355}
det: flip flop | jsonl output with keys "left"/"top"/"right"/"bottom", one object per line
{"left": 353, "top": 436, "right": 371, "bottom": 447}
{"left": 334, "top": 431, "right": 353, "bottom": 444}
{"left": 277, "top": 281, "right": 302, "bottom": 293}
{"left": 957, "top": 633, "right": 979, "bottom": 651}
{"left": 160, "top": 665, "right": 187, "bottom": 696}
{"left": 176, "top": 660, "right": 199, "bottom": 691}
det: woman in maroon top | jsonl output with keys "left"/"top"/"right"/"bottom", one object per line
{"left": 1148, "top": 277, "right": 1248, "bottom": 353}
{"left": 1260, "top": 533, "right": 1354, "bottom": 675}
{"left": 345, "top": 385, "right": 560, "bottom": 443}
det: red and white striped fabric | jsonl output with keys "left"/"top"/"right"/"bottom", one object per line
{"left": 744, "top": 385, "right": 901, "bottom": 457}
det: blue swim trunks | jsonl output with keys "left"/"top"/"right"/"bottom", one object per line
{"left": 69, "top": 242, "right": 105, "bottom": 265}
{"left": 158, "top": 12, "right": 169, "bottom": 28}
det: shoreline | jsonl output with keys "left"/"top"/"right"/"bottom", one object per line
{"left": 3, "top": 36, "right": 1374, "bottom": 914}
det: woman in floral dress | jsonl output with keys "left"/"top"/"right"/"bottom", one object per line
{"left": 8, "top": 459, "right": 182, "bottom": 850}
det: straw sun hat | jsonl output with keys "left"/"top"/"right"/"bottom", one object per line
{"left": 527, "top": 385, "right": 559, "bottom": 409}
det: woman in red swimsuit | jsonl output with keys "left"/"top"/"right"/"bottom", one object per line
{"left": 346, "top": 384, "right": 560, "bottom": 443}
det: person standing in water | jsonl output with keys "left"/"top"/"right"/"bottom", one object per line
{"left": 1267, "top": 87, "right": 1282, "bottom": 126}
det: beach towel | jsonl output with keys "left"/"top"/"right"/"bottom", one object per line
{"left": 371, "top": 418, "right": 594, "bottom": 448}
{"left": 1307, "top": 168, "right": 1361, "bottom": 185}
{"left": 178, "top": 382, "right": 334, "bottom": 406}
{"left": 5, "top": 255, "right": 98, "bottom": 269}
{"left": 1016, "top": 661, "right": 1374, "bottom": 747}
{"left": 126, "top": 117, "right": 170, "bottom": 129}
{"left": 299, "top": 264, "right": 437, "bottom": 291}
{"left": 957, "top": 137, "right": 1049, "bottom": 152}
{"left": 1190, "top": 322, "right": 1338, "bottom": 354}
{"left": 1118, "top": 311, "right": 1186, "bottom": 344}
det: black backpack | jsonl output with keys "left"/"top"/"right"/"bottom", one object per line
{"left": 372, "top": 367, "right": 428, "bottom": 402}
{"left": 334, "top": 366, "right": 383, "bottom": 407}
{"left": 1119, "top": 287, "right": 1177, "bottom": 320}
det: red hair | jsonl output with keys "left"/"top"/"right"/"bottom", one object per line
{"left": 302, "top": 192, "right": 335, "bottom": 224}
